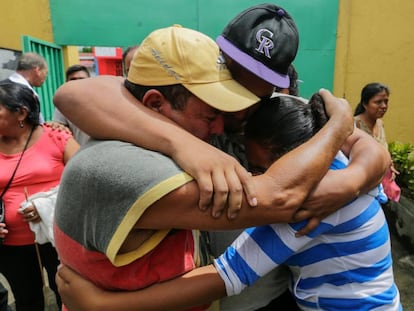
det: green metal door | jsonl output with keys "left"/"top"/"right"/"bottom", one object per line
{"left": 21, "top": 36, "right": 64, "bottom": 121}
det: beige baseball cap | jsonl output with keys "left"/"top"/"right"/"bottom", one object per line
{"left": 127, "top": 25, "right": 259, "bottom": 112}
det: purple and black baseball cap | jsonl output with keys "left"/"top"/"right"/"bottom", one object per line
{"left": 217, "top": 3, "right": 299, "bottom": 88}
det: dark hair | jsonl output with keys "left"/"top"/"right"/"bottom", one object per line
{"left": 124, "top": 79, "right": 191, "bottom": 111}
{"left": 275, "top": 64, "right": 299, "bottom": 96}
{"left": 16, "top": 52, "right": 47, "bottom": 71}
{"left": 0, "top": 80, "right": 40, "bottom": 126}
{"left": 65, "top": 64, "right": 90, "bottom": 81}
{"left": 245, "top": 93, "right": 327, "bottom": 160}
{"left": 354, "top": 82, "right": 390, "bottom": 116}
{"left": 122, "top": 45, "right": 139, "bottom": 74}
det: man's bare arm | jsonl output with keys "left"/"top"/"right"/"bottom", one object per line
{"left": 294, "top": 127, "right": 390, "bottom": 231}
{"left": 135, "top": 89, "right": 354, "bottom": 231}
{"left": 57, "top": 264, "right": 223, "bottom": 311}
{"left": 341, "top": 127, "right": 390, "bottom": 191}
{"left": 53, "top": 76, "right": 257, "bottom": 217}
{"left": 55, "top": 80, "right": 352, "bottom": 232}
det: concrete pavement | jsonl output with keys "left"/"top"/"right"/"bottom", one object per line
{"left": 1, "top": 216, "right": 414, "bottom": 310}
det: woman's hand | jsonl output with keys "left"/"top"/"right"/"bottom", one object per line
{"left": 19, "top": 201, "right": 41, "bottom": 223}
{"left": 56, "top": 265, "right": 107, "bottom": 311}
{"left": 44, "top": 121, "right": 72, "bottom": 134}
{"left": 390, "top": 163, "right": 400, "bottom": 182}
{"left": 0, "top": 222, "right": 8, "bottom": 239}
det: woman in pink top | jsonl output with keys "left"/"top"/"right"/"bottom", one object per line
{"left": 0, "top": 80, "right": 79, "bottom": 311}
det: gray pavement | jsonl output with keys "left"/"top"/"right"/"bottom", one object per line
{"left": 388, "top": 218, "right": 414, "bottom": 310}
{"left": 1, "top": 217, "right": 414, "bottom": 310}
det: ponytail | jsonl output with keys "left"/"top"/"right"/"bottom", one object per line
{"left": 309, "top": 93, "right": 328, "bottom": 133}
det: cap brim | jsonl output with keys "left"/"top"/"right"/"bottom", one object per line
{"left": 183, "top": 80, "right": 259, "bottom": 112}
{"left": 217, "top": 35, "right": 290, "bottom": 88}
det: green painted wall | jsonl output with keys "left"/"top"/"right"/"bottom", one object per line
{"left": 49, "top": 0, "right": 339, "bottom": 98}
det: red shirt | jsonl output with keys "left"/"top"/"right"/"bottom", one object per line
{"left": 0, "top": 125, "right": 71, "bottom": 245}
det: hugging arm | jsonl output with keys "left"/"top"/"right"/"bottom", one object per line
{"left": 135, "top": 89, "right": 353, "bottom": 230}
{"left": 341, "top": 127, "right": 390, "bottom": 192}
{"left": 53, "top": 76, "right": 257, "bottom": 217}
{"left": 54, "top": 78, "right": 352, "bottom": 229}
{"left": 56, "top": 264, "right": 223, "bottom": 311}
{"left": 294, "top": 127, "right": 390, "bottom": 233}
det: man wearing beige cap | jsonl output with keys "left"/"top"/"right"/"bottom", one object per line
{"left": 54, "top": 25, "right": 353, "bottom": 311}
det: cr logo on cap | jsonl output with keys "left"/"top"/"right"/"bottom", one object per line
{"left": 255, "top": 29, "right": 274, "bottom": 59}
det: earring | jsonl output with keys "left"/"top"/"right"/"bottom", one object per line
{"left": 19, "top": 121, "right": 24, "bottom": 128}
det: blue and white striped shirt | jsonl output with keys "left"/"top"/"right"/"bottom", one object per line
{"left": 214, "top": 152, "right": 402, "bottom": 310}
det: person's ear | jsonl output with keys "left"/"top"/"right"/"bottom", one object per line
{"left": 142, "top": 89, "right": 166, "bottom": 112}
{"left": 16, "top": 106, "right": 29, "bottom": 123}
{"left": 34, "top": 66, "right": 42, "bottom": 76}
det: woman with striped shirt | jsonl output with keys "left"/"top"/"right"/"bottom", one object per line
{"left": 213, "top": 94, "right": 401, "bottom": 310}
